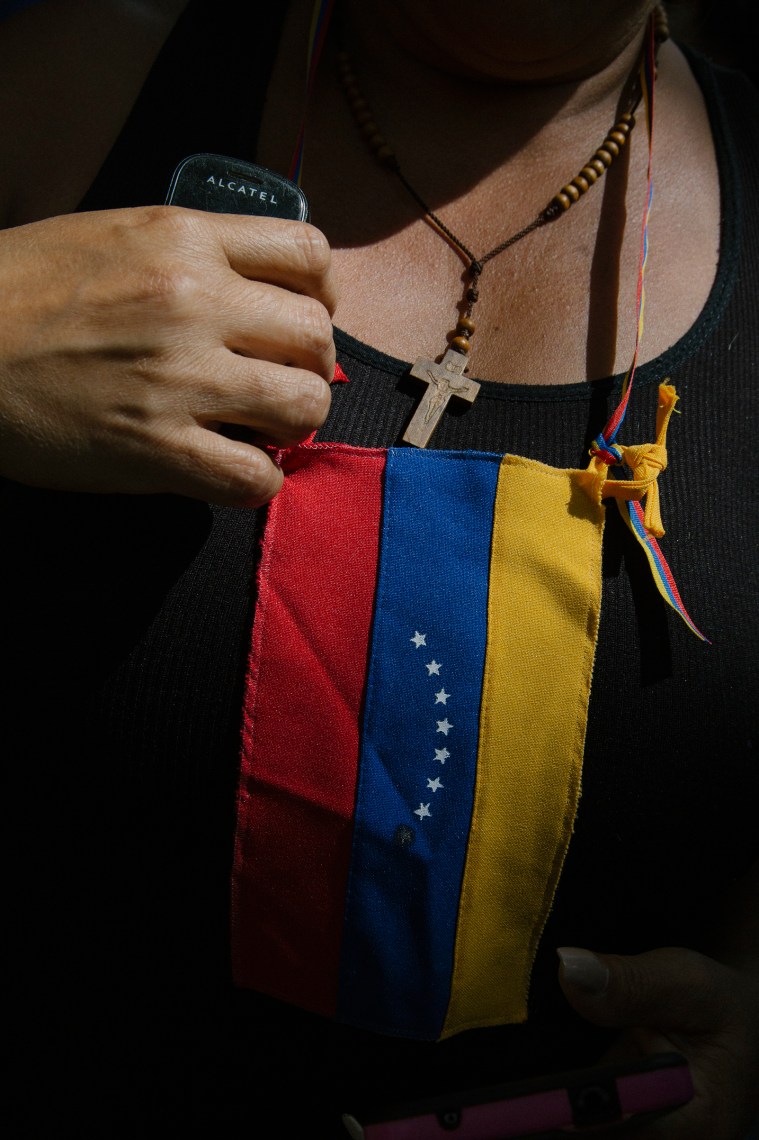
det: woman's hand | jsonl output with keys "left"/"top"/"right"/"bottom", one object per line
{"left": 558, "top": 945, "right": 759, "bottom": 1139}
{"left": 0, "top": 206, "right": 336, "bottom": 505}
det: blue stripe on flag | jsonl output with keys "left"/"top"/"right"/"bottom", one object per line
{"left": 337, "top": 448, "right": 501, "bottom": 1039}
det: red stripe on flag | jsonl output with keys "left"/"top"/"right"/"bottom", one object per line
{"left": 231, "top": 444, "right": 385, "bottom": 1015}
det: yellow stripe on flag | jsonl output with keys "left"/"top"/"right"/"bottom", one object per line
{"left": 442, "top": 455, "right": 605, "bottom": 1037}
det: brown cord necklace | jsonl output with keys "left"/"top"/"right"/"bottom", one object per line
{"left": 336, "top": 4, "right": 669, "bottom": 446}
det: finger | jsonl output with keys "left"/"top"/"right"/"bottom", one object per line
{"left": 213, "top": 277, "right": 336, "bottom": 381}
{"left": 556, "top": 946, "right": 735, "bottom": 1037}
{"left": 188, "top": 350, "right": 331, "bottom": 443}
{"left": 203, "top": 213, "right": 337, "bottom": 314}
{"left": 155, "top": 424, "right": 284, "bottom": 508}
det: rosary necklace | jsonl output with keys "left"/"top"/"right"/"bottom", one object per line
{"left": 336, "top": 5, "right": 669, "bottom": 447}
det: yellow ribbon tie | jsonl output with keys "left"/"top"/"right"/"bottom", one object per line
{"left": 588, "top": 383, "right": 679, "bottom": 537}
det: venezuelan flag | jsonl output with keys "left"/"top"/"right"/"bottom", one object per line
{"left": 232, "top": 443, "right": 605, "bottom": 1041}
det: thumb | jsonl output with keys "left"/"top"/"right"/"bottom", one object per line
{"left": 557, "top": 946, "right": 733, "bottom": 1037}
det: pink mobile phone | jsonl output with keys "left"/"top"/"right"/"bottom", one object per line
{"left": 342, "top": 1052, "right": 693, "bottom": 1140}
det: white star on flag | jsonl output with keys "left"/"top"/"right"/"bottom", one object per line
{"left": 410, "top": 631, "right": 427, "bottom": 649}
{"left": 436, "top": 718, "right": 453, "bottom": 735}
{"left": 434, "top": 688, "right": 450, "bottom": 705}
{"left": 434, "top": 748, "right": 449, "bottom": 764}
{"left": 426, "top": 777, "right": 443, "bottom": 792}
{"left": 426, "top": 660, "right": 441, "bottom": 676}
{"left": 414, "top": 803, "right": 431, "bottom": 820}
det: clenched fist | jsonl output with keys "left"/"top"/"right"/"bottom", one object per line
{"left": 0, "top": 205, "right": 336, "bottom": 505}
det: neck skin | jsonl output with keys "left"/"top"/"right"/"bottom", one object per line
{"left": 352, "top": 0, "right": 656, "bottom": 84}
{"left": 338, "top": 0, "right": 655, "bottom": 166}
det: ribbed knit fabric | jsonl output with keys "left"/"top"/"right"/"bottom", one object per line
{"left": 3, "top": 2, "right": 758, "bottom": 1133}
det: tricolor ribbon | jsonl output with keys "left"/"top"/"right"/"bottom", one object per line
{"left": 593, "top": 20, "right": 657, "bottom": 459}
{"left": 589, "top": 20, "right": 707, "bottom": 641}
{"left": 288, "top": 0, "right": 336, "bottom": 185}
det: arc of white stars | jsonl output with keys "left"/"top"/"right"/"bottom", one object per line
{"left": 403, "top": 633, "right": 452, "bottom": 827}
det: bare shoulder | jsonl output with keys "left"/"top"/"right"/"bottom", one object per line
{"left": 641, "top": 40, "right": 721, "bottom": 360}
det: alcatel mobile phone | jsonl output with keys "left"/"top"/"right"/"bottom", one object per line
{"left": 342, "top": 1052, "right": 693, "bottom": 1140}
{"left": 165, "top": 153, "right": 309, "bottom": 220}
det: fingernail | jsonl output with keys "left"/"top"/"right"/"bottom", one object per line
{"left": 557, "top": 947, "right": 610, "bottom": 995}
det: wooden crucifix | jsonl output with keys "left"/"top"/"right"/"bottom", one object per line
{"left": 403, "top": 348, "right": 481, "bottom": 448}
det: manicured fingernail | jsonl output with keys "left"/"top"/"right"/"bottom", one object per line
{"left": 557, "top": 947, "right": 609, "bottom": 995}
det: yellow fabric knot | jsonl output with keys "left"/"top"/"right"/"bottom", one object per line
{"left": 614, "top": 440, "right": 668, "bottom": 536}
{"left": 586, "top": 383, "right": 678, "bottom": 537}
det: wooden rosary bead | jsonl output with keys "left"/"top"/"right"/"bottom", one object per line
{"left": 551, "top": 94, "right": 641, "bottom": 213}
{"left": 654, "top": 3, "right": 670, "bottom": 41}
{"left": 376, "top": 145, "right": 397, "bottom": 166}
{"left": 451, "top": 335, "right": 471, "bottom": 353}
{"left": 360, "top": 119, "right": 379, "bottom": 139}
{"left": 457, "top": 316, "right": 476, "bottom": 335}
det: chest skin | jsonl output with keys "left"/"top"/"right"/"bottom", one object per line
{"left": 255, "top": 0, "right": 720, "bottom": 388}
